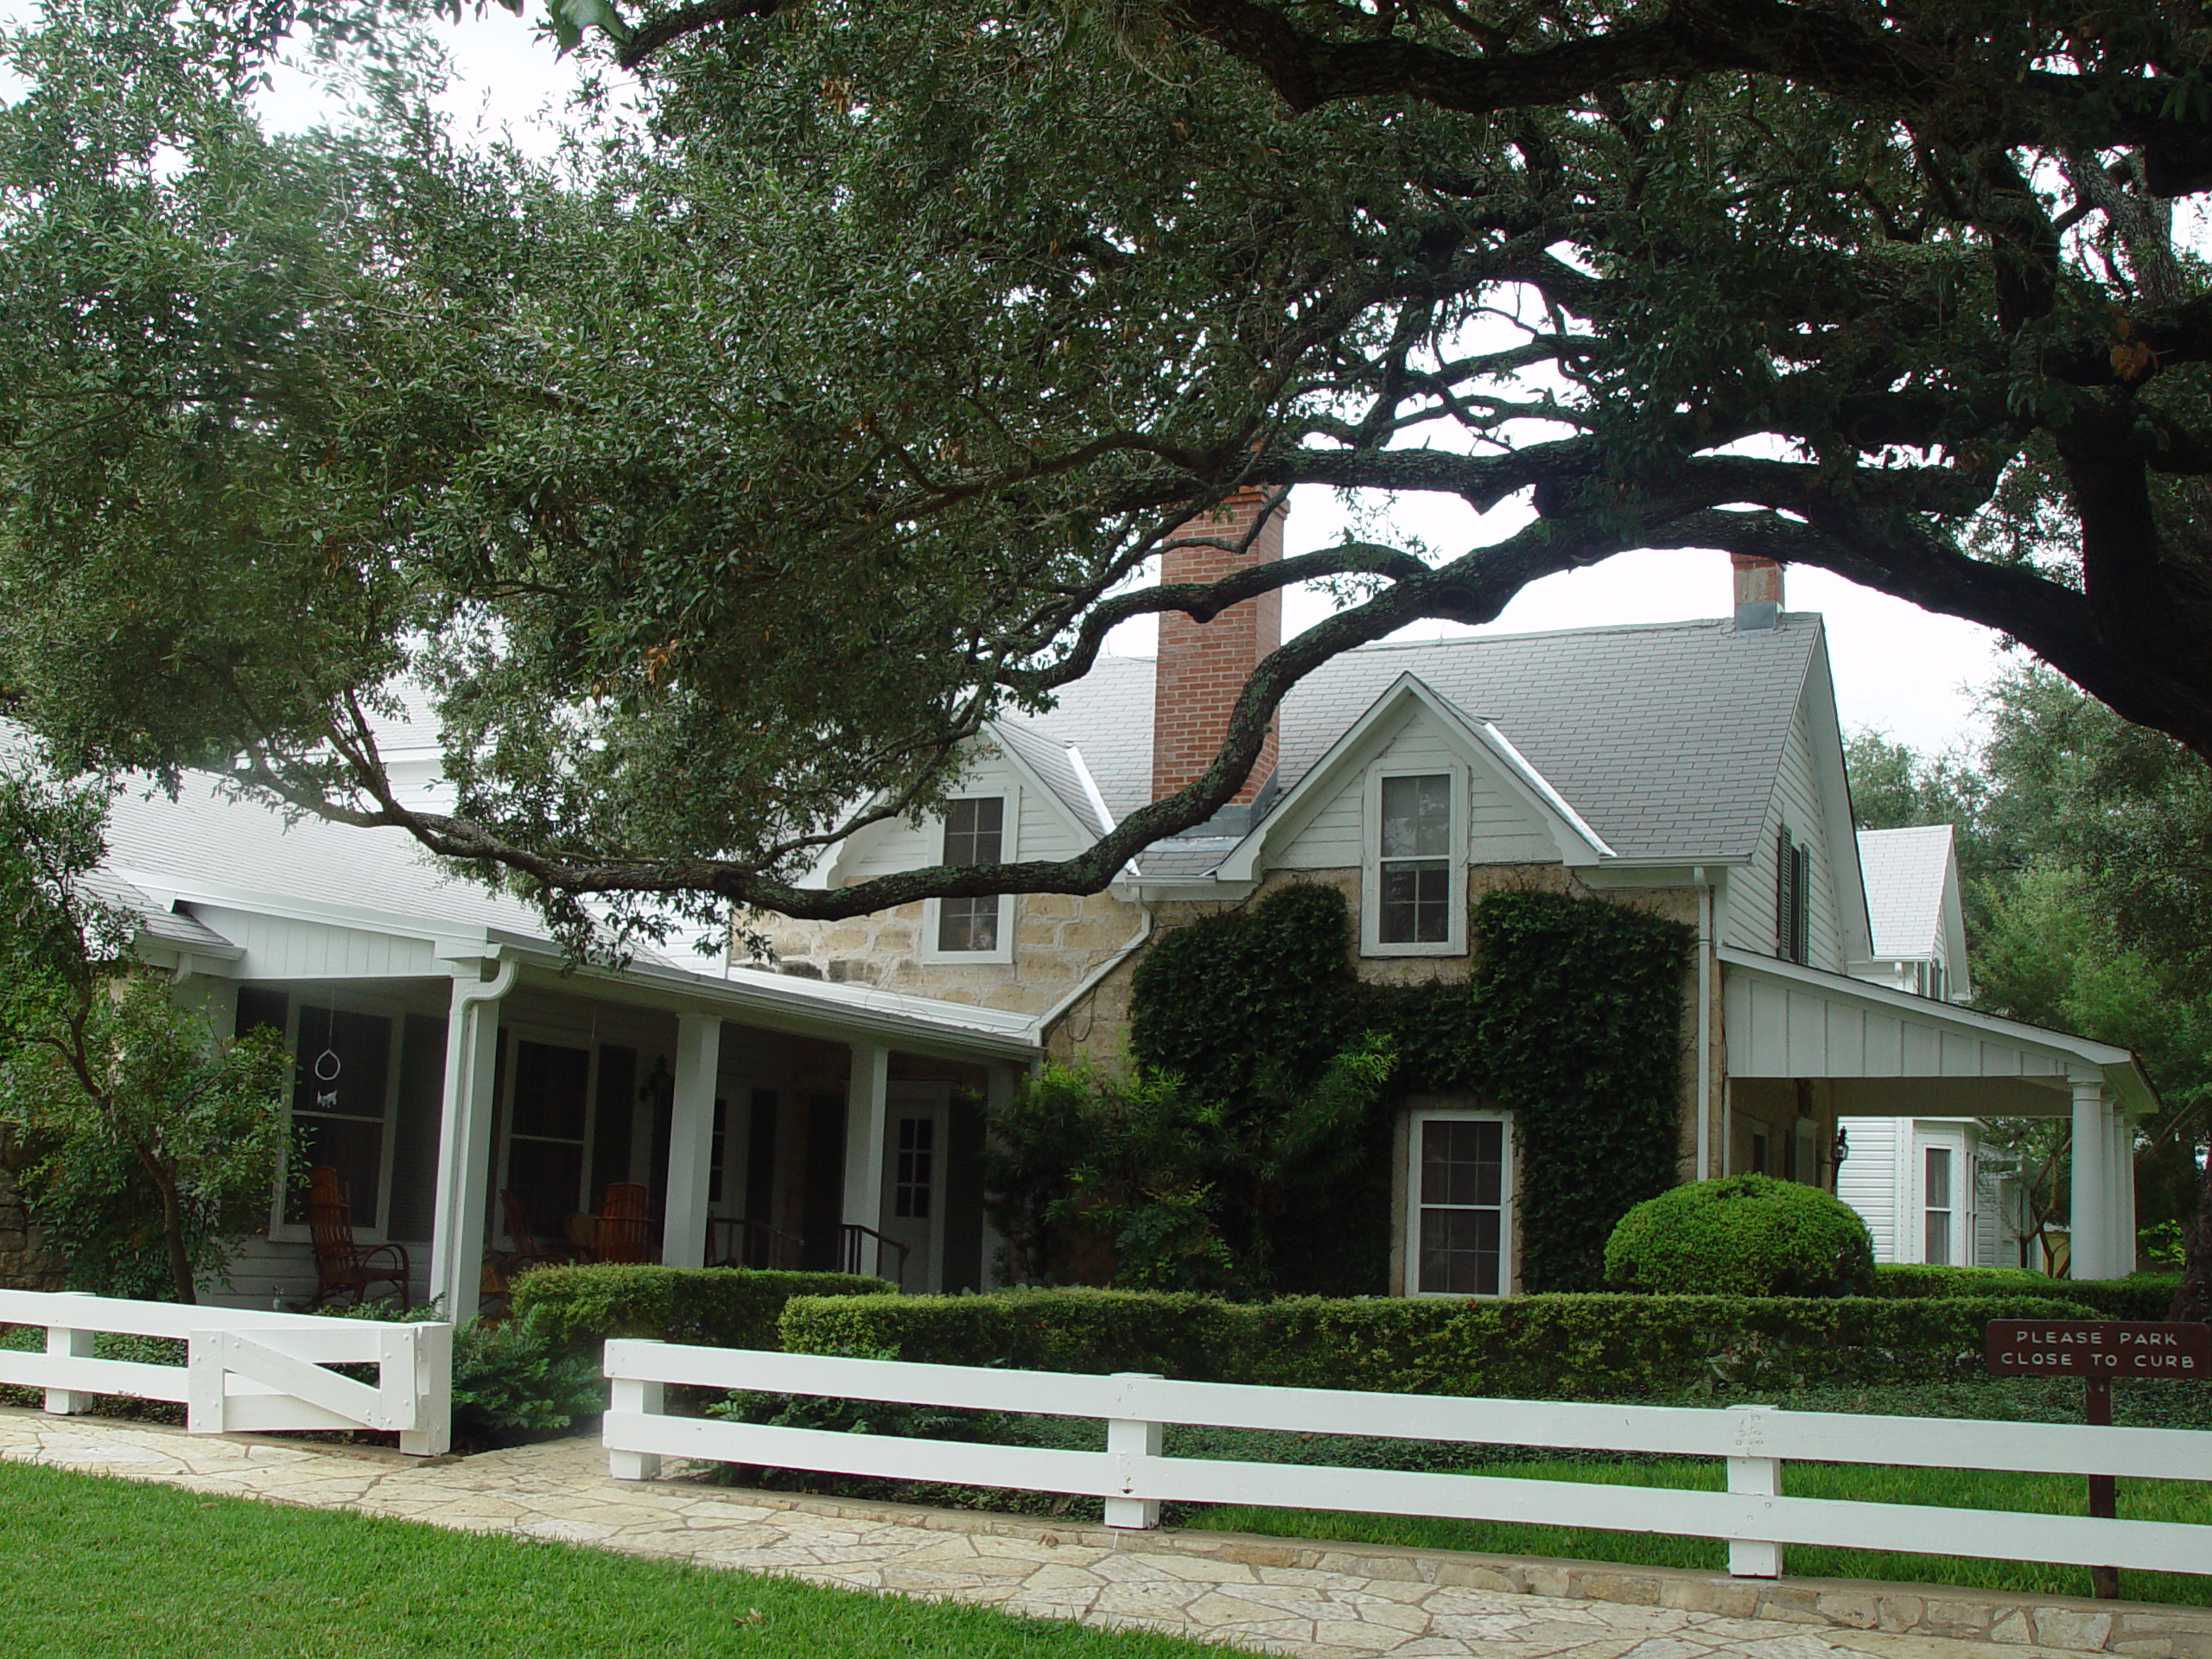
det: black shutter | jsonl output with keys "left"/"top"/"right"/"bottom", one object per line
{"left": 1777, "top": 828, "right": 1798, "bottom": 961}
{"left": 1791, "top": 840, "right": 1812, "bottom": 963}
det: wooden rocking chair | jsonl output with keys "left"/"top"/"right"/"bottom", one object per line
{"left": 304, "top": 1165, "right": 411, "bottom": 1310}
{"left": 594, "top": 1181, "right": 654, "bottom": 1264}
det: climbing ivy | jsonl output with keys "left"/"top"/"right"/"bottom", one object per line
{"left": 1128, "top": 883, "right": 1693, "bottom": 1293}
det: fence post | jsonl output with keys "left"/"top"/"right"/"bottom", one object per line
{"left": 186, "top": 1331, "right": 226, "bottom": 1435}
{"left": 42, "top": 1317, "right": 94, "bottom": 1415}
{"left": 1105, "top": 1372, "right": 1163, "bottom": 1530}
{"left": 1726, "top": 1403, "right": 1783, "bottom": 1578}
{"left": 607, "top": 1340, "right": 664, "bottom": 1482}
{"left": 397, "top": 1322, "right": 454, "bottom": 1459}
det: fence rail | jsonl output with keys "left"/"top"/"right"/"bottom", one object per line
{"left": 0, "top": 1288, "right": 451, "bottom": 1456}
{"left": 601, "top": 1342, "right": 2212, "bottom": 1579}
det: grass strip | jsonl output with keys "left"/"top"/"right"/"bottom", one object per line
{"left": 0, "top": 1459, "right": 1219, "bottom": 1659}
{"left": 1186, "top": 1458, "right": 2212, "bottom": 1606}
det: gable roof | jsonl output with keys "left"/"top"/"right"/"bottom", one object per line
{"left": 1006, "top": 614, "right": 1823, "bottom": 865}
{"left": 1857, "top": 824, "right": 1957, "bottom": 959}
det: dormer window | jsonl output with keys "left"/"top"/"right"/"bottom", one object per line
{"left": 924, "top": 794, "right": 1015, "bottom": 963}
{"left": 1363, "top": 766, "right": 1465, "bottom": 957}
{"left": 1776, "top": 826, "right": 1811, "bottom": 964}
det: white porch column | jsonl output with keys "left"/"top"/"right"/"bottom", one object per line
{"left": 2112, "top": 1107, "right": 2139, "bottom": 1275}
{"left": 842, "top": 1043, "right": 892, "bottom": 1271}
{"left": 661, "top": 1013, "right": 723, "bottom": 1269}
{"left": 428, "top": 957, "right": 516, "bottom": 1323}
{"left": 2069, "top": 1074, "right": 2110, "bottom": 1282}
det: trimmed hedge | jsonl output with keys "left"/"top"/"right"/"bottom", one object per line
{"left": 1605, "top": 1174, "right": 1876, "bottom": 1296}
{"left": 1874, "top": 1265, "right": 2183, "bottom": 1321}
{"left": 512, "top": 1264, "right": 894, "bottom": 1351}
{"left": 777, "top": 1287, "right": 2098, "bottom": 1399}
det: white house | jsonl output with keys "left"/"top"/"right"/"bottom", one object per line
{"left": 1836, "top": 825, "right": 2039, "bottom": 1269}
{"left": 3, "top": 505, "right": 2152, "bottom": 1308}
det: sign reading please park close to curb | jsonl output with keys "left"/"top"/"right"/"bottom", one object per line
{"left": 1985, "top": 1319, "right": 2211, "bottom": 1377}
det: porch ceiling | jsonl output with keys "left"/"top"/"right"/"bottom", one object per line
{"left": 1719, "top": 948, "right": 2154, "bottom": 1116}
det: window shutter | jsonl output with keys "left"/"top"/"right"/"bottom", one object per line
{"left": 1776, "top": 828, "right": 1797, "bottom": 961}
{"left": 1791, "top": 840, "right": 1811, "bottom": 963}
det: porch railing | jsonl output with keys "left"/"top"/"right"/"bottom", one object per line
{"left": 601, "top": 1343, "right": 2212, "bottom": 1577}
{"left": 0, "top": 1287, "right": 452, "bottom": 1456}
{"left": 837, "top": 1223, "right": 910, "bottom": 1287}
{"left": 704, "top": 1216, "right": 804, "bottom": 1271}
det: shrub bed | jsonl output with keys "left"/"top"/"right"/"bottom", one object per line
{"left": 512, "top": 1264, "right": 893, "bottom": 1352}
{"left": 1873, "top": 1266, "right": 2183, "bottom": 1320}
{"left": 1605, "top": 1174, "right": 1875, "bottom": 1296}
{"left": 778, "top": 1287, "right": 2098, "bottom": 1398}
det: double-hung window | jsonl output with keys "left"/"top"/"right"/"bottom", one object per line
{"left": 1405, "top": 1107, "right": 1512, "bottom": 1295}
{"left": 925, "top": 794, "right": 1014, "bottom": 962}
{"left": 1923, "top": 1144, "right": 1955, "bottom": 1265}
{"left": 1364, "top": 767, "right": 1464, "bottom": 956}
{"left": 280, "top": 999, "right": 401, "bottom": 1234}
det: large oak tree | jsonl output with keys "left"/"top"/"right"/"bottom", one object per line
{"left": 0, "top": 0, "right": 2209, "bottom": 958}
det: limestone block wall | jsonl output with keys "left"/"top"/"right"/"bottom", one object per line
{"left": 749, "top": 889, "right": 1149, "bottom": 1020}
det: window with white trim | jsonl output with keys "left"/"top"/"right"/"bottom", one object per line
{"left": 283, "top": 1000, "right": 402, "bottom": 1233}
{"left": 924, "top": 793, "right": 1014, "bottom": 962}
{"left": 1923, "top": 1144, "right": 1954, "bottom": 1265}
{"left": 1363, "top": 766, "right": 1465, "bottom": 957}
{"left": 1405, "top": 1108, "right": 1512, "bottom": 1296}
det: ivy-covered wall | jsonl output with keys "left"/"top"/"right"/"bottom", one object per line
{"left": 1128, "top": 882, "right": 1694, "bottom": 1293}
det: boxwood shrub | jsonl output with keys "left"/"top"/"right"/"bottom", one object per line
{"left": 777, "top": 1286, "right": 2097, "bottom": 1399}
{"left": 512, "top": 1264, "right": 893, "bottom": 1352}
{"left": 1605, "top": 1174, "right": 1876, "bottom": 1296}
{"left": 1875, "top": 1265, "right": 2183, "bottom": 1320}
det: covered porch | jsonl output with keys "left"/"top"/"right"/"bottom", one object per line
{"left": 1720, "top": 950, "right": 2155, "bottom": 1280}
{"left": 173, "top": 904, "right": 1039, "bottom": 1318}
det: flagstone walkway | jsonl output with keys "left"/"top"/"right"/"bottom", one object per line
{"left": 0, "top": 1408, "right": 2193, "bottom": 1659}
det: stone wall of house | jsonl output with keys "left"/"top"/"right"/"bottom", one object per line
{"left": 747, "top": 889, "right": 1149, "bottom": 1020}
{"left": 0, "top": 1160, "right": 66, "bottom": 1291}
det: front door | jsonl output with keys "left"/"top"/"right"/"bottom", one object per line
{"left": 880, "top": 1083, "right": 950, "bottom": 1292}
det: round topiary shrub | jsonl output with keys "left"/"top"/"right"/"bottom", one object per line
{"left": 1604, "top": 1174, "right": 1877, "bottom": 1297}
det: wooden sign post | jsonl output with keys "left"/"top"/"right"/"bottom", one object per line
{"left": 1985, "top": 1319, "right": 2212, "bottom": 1600}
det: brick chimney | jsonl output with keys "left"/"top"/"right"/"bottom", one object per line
{"left": 1152, "top": 489, "right": 1284, "bottom": 804}
{"left": 1732, "top": 553, "right": 1783, "bottom": 632}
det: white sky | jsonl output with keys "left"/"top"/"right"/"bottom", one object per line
{"left": 10, "top": 3, "right": 2015, "bottom": 758}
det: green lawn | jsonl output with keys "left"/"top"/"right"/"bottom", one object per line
{"left": 1186, "top": 1457, "right": 2212, "bottom": 1606}
{"left": 0, "top": 1461, "right": 1217, "bottom": 1659}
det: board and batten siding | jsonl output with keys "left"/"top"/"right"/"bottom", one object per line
{"left": 190, "top": 905, "right": 441, "bottom": 981}
{"left": 1270, "top": 705, "right": 1559, "bottom": 871}
{"left": 1726, "top": 695, "right": 1844, "bottom": 969}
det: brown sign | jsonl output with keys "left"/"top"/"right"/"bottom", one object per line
{"left": 1985, "top": 1319, "right": 2212, "bottom": 1378}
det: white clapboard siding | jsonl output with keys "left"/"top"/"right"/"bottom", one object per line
{"left": 1274, "top": 707, "right": 1557, "bottom": 870}
{"left": 1729, "top": 698, "right": 1842, "bottom": 969}
{"left": 1834, "top": 1116, "right": 1899, "bottom": 1262}
{"left": 603, "top": 1344, "right": 2212, "bottom": 1578}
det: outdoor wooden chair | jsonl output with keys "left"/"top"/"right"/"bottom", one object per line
{"left": 481, "top": 1189, "right": 569, "bottom": 1305}
{"left": 594, "top": 1181, "right": 654, "bottom": 1264}
{"left": 304, "top": 1165, "right": 411, "bottom": 1310}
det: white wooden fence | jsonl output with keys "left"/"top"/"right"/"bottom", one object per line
{"left": 0, "top": 1288, "right": 451, "bottom": 1456}
{"left": 602, "top": 1342, "right": 2212, "bottom": 1579}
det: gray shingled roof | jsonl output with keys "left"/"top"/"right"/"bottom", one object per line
{"left": 79, "top": 870, "right": 243, "bottom": 956}
{"left": 1857, "top": 825, "right": 1954, "bottom": 958}
{"left": 988, "top": 721, "right": 1105, "bottom": 834}
{"left": 1002, "top": 615, "right": 1821, "bottom": 866}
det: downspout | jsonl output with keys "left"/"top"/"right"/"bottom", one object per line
{"left": 1695, "top": 868, "right": 1714, "bottom": 1181}
{"left": 1033, "top": 899, "right": 1154, "bottom": 1045}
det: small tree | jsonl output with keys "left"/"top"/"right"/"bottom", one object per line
{"left": 0, "top": 757, "right": 287, "bottom": 1304}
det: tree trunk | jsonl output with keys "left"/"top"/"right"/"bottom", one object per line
{"left": 153, "top": 1169, "right": 196, "bottom": 1306}
{"left": 2167, "top": 1151, "right": 2211, "bottom": 1324}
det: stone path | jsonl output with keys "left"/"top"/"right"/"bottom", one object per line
{"left": 0, "top": 1409, "right": 2191, "bottom": 1659}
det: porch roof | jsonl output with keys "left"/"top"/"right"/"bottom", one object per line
{"left": 99, "top": 770, "right": 1042, "bottom": 1064}
{"left": 1719, "top": 948, "right": 2154, "bottom": 1118}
